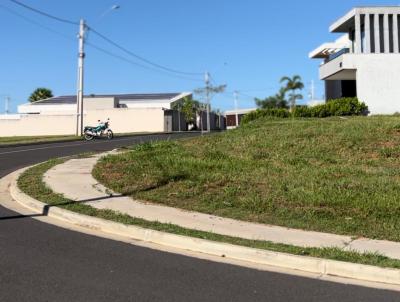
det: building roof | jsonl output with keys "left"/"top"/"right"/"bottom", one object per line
{"left": 330, "top": 6, "right": 400, "bottom": 33}
{"left": 309, "top": 34, "right": 350, "bottom": 59}
{"left": 31, "top": 93, "right": 185, "bottom": 105}
{"left": 224, "top": 108, "right": 256, "bottom": 115}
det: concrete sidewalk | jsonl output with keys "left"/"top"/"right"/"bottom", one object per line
{"left": 44, "top": 155, "right": 400, "bottom": 259}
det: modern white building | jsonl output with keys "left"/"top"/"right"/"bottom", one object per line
{"left": 0, "top": 92, "right": 193, "bottom": 136}
{"left": 310, "top": 7, "right": 400, "bottom": 114}
{"left": 18, "top": 93, "right": 191, "bottom": 114}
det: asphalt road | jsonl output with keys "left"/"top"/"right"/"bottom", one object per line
{"left": 0, "top": 133, "right": 399, "bottom": 301}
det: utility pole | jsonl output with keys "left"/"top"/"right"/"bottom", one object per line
{"left": 205, "top": 71, "right": 211, "bottom": 133}
{"left": 234, "top": 91, "right": 239, "bottom": 127}
{"left": 5, "top": 96, "right": 10, "bottom": 115}
{"left": 177, "top": 104, "right": 181, "bottom": 132}
{"left": 310, "top": 80, "right": 315, "bottom": 101}
{"left": 76, "top": 19, "right": 86, "bottom": 136}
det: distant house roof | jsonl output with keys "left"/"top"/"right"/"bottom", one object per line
{"left": 31, "top": 93, "right": 186, "bottom": 105}
{"left": 224, "top": 108, "right": 256, "bottom": 115}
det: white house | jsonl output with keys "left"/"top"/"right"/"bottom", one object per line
{"left": 18, "top": 93, "right": 191, "bottom": 114}
{"left": 310, "top": 7, "right": 400, "bottom": 114}
{"left": 0, "top": 92, "right": 192, "bottom": 137}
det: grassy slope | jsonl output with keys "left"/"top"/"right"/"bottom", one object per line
{"left": 17, "top": 159, "right": 400, "bottom": 269}
{"left": 94, "top": 116, "right": 400, "bottom": 241}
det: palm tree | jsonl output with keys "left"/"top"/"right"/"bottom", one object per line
{"left": 280, "top": 75, "right": 304, "bottom": 111}
{"left": 255, "top": 87, "right": 288, "bottom": 109}
{"left": 29, "top": 88, "right": 53, "bottom": 103}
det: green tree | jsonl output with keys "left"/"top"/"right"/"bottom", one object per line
{"left": 255, "top": 87, "right": 288, "bottom": 109}
{"left": 280, "top": 75, "right": 304, "bottom": 111}
{"left": 173, "top": 96, "right": 202, "bottom": 124}
{"left": 29, "top": 88, "right": 53, "bottom": 103}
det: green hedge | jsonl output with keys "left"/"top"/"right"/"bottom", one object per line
{"left": 294, "top": 98, "right": 368, "bottom": 118}
{"left": 241, "top": 108, "right": 289, "bottom": 124}
{"left": 241, "top": 98, "right": 368, "bottom": 125}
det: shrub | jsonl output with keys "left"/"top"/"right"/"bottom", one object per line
{"left": 294, "top": 97, "right": 368, "bottom": 118}
{"left": 241, "top": 108, "right": 289, "bottom": 124}
{"left": 326, "top": 97, "right": 368, "bottom": 116}
{"left": 242, "top": 98, "right": 368, "bottom": 124}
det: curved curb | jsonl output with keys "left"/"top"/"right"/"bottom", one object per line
{"left": 8, "top": 167, "right": 400, "bottom": 286}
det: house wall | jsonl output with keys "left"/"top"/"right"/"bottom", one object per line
{"left": 163, "top": 110, "right": 187, "bottom": 132}
{"left": 348, "top": 54, "right": 400, "bottom": 114}
{"left": 121, "top": 101, "right": 172, "bottom": 109}
{"left": 321, "top": 53, "right": 400, "bottom": 114}
{"left": 86, "top": 108, "right": 165, "bottom": 133}
{"left": 0, "top": 114, "right": 76, "bottom": 136}
{"left": 197, "top": 111, "right": 225, "bottom": 131}
{"left": 0, "top": 108, "right": 165, "bottom": 137}
{"left": 84, "top": 97, "right": 117, "bottom": 110}
{"left": 18, "top": 104, "right": 76, "bottom": 114}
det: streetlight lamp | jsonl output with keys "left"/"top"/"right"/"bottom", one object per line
{"left": 99, "top": 4, "right": 120, "bottom": 20}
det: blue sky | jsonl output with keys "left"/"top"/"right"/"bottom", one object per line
{"left": 0, "top": 0, "right": 395, "bottom": 112}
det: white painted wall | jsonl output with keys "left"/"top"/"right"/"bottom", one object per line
{"left": 85, "top": 108, "right": 165, "bottom": 133}
{"left": 320, "top": 53, "right": 400, "bottom": 114}
{"left": 0, "top": 108, "right": 165, "bottom": 137}
{"left": 18, "top": 104, "right": 76, "bottom": 114}
{"left": 0, "top": 114, "right": 76, "bottom": 136}
{"left": 121, "top": 101, "right": 171, "bottom": 109}
{"left": 347, "top": 54, "right": 400, "bottom": 114}
{"left": 84, "top": 97, "right": 117, "bottom": 110}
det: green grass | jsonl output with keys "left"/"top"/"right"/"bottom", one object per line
{"left": 17, "top": 158, "right": 400, "bottom": 270}
{"left": 93, "top": 116, "right": 400, "bottom": 242}
{"left": 0, "top": 135, "right": 79, "bottom": 146}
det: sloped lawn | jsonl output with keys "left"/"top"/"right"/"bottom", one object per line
{"left": 93, "top": 116, "right": 400, "bottom": 241}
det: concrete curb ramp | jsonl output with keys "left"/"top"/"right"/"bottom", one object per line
{"left": 9, "top": 168, "right": 400, "bottom": 286}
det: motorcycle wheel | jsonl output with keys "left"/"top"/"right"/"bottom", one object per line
{"left": 107, "top": 130, "right": 114, "bottom": 140}
{"left": 84, "top": 132, "right": 94, "bottom": 141}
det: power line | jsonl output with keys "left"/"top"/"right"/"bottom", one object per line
{"left": 1, "top": 4, "right": 202, "bottom": 83}
{"left": 0, "top": 4, "right": 75, "bottom": 42}
{"left": 237, "top": 91, "right": 257, "bottom": 99}
{"left": 88, "top": 26, "right": 204, "bottom": 77}
{"left": 86, "top": 41, "right": 203, "bottom": 82}
{"left": 5, "top": 0, "right": 205, "bottom": 82}
{"left": 8, "top": 0, "right": 79, "bottom": 25}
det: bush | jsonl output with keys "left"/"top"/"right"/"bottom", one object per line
{"left": 294, "top": 97, "right": 368, "bottom": 118}
{"left": 242, "top": 98, "right": 368, "bottom": 124}
{"left": 241, "top": 108, "right": 289, "bottom": 125}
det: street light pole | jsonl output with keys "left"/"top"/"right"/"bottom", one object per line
{"left": 234, "top": 91, "right": 239, "bottom": 127}
{"left": 5, "top": 96, "right": 10, "bottom": 115}
{"left": 205, "top": 71, "right": 210, "bottom": 133}
{"left": 76, "top": 19, "right": 86, "bottom": 136}
{"left": 178, "top": 104, "right": 181, "bottom": 132}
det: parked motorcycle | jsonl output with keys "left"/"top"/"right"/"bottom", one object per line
{"left": 84, "top": 119, "right": 114, "bottom": 141}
